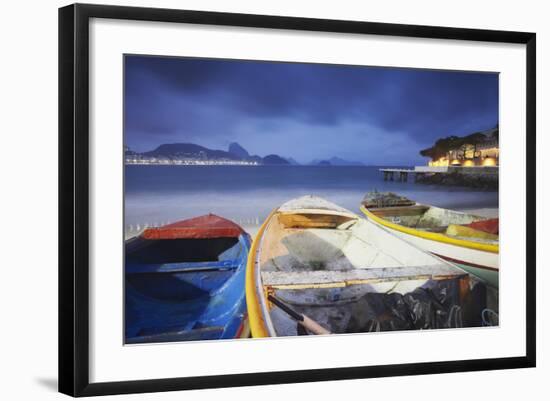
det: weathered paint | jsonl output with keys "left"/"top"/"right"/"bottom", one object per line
{"left": 249, "top": 196, "right": 476, "bottom": 337}
{"left": 446, "top": 224, "right": 498, "bottom": 241}
{"left": 465, "top": 218, "right": 499, "bottom": 235}
{"left": 125, "top": 216, "right": 251, "bottom": 344}
{"left": 262, "top": 264, "right": 462, "bottom": 288}
{"left": 142, "top": 214, "right": 244, "bottom": 240}
{"left": 436, "top": 255, "right": 499, "bottom": 288}
{"left": 361, "top": 205, "right": 499, "bottom": 254}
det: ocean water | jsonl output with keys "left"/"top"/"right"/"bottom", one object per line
{"left": 124, "top": 165, "right": 498, "bottom": 238}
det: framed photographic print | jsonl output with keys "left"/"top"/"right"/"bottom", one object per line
{"left": 59, "top": 3, "right": 536, "bottom": 397}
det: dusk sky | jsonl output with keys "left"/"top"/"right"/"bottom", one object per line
{"left": 124, "top": 55, "right": 498, "bottom": 165}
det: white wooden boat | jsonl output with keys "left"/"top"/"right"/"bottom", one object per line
{"left": 246, "top": 196, "right": 491, "bottom": 337}
{"left": 360, "top": 192, "right": 499, "bottom": 288}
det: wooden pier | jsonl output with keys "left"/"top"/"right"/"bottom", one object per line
{"left": 380, "top": 166, "right": 498, "bottom": 183}
{"left": 380, "top": 168, "right": 427, "bottom": 182}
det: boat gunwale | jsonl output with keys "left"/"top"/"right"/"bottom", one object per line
{"left": 245, "top": 209, "right": 277, "bottom": 338}
{"left": 279, "top": 208, "right": 358, "bottom": 219}
{"left": 360, "top": 205, "right": 499, "bottom": 254}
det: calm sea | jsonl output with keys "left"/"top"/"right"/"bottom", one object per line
{"left": 124, "top": 165, "right": 498, "bottom": 238}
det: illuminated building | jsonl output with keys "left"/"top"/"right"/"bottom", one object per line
{"left": 427, "top": 127, "right": 499, "bottom": 167}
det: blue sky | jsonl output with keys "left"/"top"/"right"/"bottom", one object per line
{"left": 124, "top": 55, "right": 498, "bottom": 165}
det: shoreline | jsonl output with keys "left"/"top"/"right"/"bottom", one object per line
{"left": 125, "top": 207, "right": 499, "bottom": 241}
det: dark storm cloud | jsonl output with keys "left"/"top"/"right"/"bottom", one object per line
{"left": 124, "top": 55, "right": 498, "bottom": 164}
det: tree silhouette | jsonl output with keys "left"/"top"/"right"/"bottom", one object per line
{"left": 420, "top": 135, "right": 463, "bottom": 160}
{"left": 420, "top": 132, "right": 492, "bottom": 161}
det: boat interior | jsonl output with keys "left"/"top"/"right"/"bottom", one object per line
{"left": 126, "top": 236, "right": 240, "bottom": 264}
{"left": 259, "top": 211, "right": 451, "bottom": 273}
{"left": 125, "top": 235, "right": 248, "bottom": 343}
{"left": 370, "top": 205, "right": 499, "bottom": 241}
{"left": 258, "top": 211, "right": 487, "bottom": 336}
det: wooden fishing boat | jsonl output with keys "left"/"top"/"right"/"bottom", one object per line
{"left": 360, "top": 192, "right": 499, "bottom": 288}
{"left": 246, "top": 196, "right": 492, "bottom": 338}
{"left": 125, "top": 214, "right": 251, "bottom": 343}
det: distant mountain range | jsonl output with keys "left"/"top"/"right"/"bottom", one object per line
{"left": 285, "top": 157, "right": 300, "bottom": 165}
{"left": 144, "top": 143, "right": 241, "bottom": 160}
{"left": 135, "top": 142, "right": 289, "bottom": 165}
{"left": 128, "top": 142, "right": 364, "bottom": 166}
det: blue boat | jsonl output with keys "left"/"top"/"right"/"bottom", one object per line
{"left": 125, "top": 214, "right": 251, "bottom": 344}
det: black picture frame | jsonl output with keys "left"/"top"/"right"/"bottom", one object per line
{"left": 59, "top": 3, "right": 536, "bottom": 397}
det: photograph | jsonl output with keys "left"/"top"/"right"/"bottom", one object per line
{"left": 123, "top": 55, "right": 500, "bottom": 344}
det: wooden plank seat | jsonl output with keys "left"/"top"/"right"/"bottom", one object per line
{"left": 261, "top": 264, "right": 466, "bottom": 289}
{"left": 126, "top": 259, "right": 241, "bottom": 274}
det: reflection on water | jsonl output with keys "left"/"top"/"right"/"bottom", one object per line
{"left": 125, "top": 165, "right": 498, "bottom": 239}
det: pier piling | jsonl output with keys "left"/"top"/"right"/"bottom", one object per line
{"left": 380, "top": 168, "right": 415, "bottom": 183}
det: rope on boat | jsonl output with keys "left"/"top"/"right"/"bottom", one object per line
{"left": 447, "top": 305, "right": 463, "bottom": 328}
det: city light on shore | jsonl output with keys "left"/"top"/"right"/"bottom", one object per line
{"left": 125, "top": 157, "right": 260, "bottom": 166}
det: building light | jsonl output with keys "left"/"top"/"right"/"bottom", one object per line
{"left": 482, "top": 157, "right": 497, "bottom": 166}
